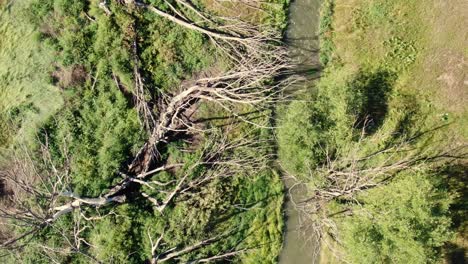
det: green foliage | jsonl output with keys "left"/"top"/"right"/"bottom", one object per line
{"left": 71, "top": 85, "right": 144, "bottom": 196}
{"left": 319, "top": 0, "right": 335, "bottom": 65}
{"left": 137, "top": 12, "right": 213, "bottom": 90}
{"left": 237, "top": 170, "right": 284, "bottom": 263}
{"left": 1, "top": 0, "right": 288, "bottom": 263}
{"left": 340, "top": 171, "right": 453, "bottom": 263}
{"left": 90, "top": 204, "right": 147, "bottom": 263}
{"left": 262, "top": 0, "right": 290, "bottom": 31}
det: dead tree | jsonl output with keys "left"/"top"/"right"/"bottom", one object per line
{"left": 99, "top": 0, "right": 295, "bottom": 176}
{"left": 285, "top": 124, "right": 468, "bottom": 244}
{"left": 94, "top": 0, "right": 294, "bottom": 173}
{"left": 127, "top": 53, "right": 294, "bottom": 173}
{"left": 0, "top": 144, "right": 125, "bottom": 251}
{"left": 147, "top": 230, "right": 247, "bottom": 263}
{"left": 130, "top": 0, "right": 283, "bottom": 63}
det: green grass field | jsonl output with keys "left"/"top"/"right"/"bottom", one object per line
{"left": 314, "top": 0, "right": 467, "bottom": 263}
{"left": 0, "top": 1, "right": 62, "bottom": 149}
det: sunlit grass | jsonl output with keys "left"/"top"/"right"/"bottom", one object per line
{"left": 314, "top": 0, "right": 468, "bottom": 262}
{"left": 0, "top": 0, "right": 62, "bottom": 147}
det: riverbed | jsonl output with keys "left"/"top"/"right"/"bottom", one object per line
{"left": 278, "top": 0, "right": 322, "bottom": 263}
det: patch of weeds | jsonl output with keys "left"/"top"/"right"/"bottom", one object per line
{"left": 352, "top": 8, "right": 368, "bottom": 31}
{"left": 319, "top": 0, "right": 335, "bottom": 65}
{"left": 352, "top": 1, "right": 396, "bottom": 31}
{"left": 384, "top": 36, "right": 418, "bottom": 72}
{"left": 366, "top": 1, "right": 392, "bottom": 24}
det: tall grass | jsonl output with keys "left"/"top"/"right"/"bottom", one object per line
{"left": 278, "top": 0, "right": 465, "bottom": 262}
{"left": 0, "top": 1, "right": 62, "bottom": 148}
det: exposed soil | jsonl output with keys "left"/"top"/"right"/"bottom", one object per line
{"left": 434, "top": 51, "right": 468, "bottom": 113}
{"left": 417, "top": 0, "right": 468, "bottom": 114}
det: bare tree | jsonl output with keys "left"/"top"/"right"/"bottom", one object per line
{"left": 284, "top": 123, "right": 467, "bottom": 249}
{"left": 147, "top": 229, "right": 248, "bottom": 263}
{"left": 100, "top": 0, "right": 296, "bottom": 175}
{"left": 0, "top": 143, "right": 125, "bottom": 251}
{"left": 1, "top": 0, "right": 292, "bottom": 261}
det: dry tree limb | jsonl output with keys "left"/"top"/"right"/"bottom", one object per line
{"left": 128, "top": 0, "right": 286, "bottom": 64}
{"left": 104, "top": 163, "right": 182, "bottom": 198}
{"left": 286, "top": 123, "right": 468, "bottom": 244}
{"left": 148, "top": 230, "right": 165, "bottom": 264}
{"left": 99, "top": 1, "right": 112, "bottom": 15}
{"left": 130, "top": 20, "right": 156, "bottom": 132}
{"left": 0, "top": 144, "right": 125, "bottom": 250}
{"left": 133, "top": 131, "right": 271, "bottom": 213}
{"left": 173, "top": 0, "right": 213, "bottom": 23}
{"left": 134, "top": 1, "right": 247, "bottom": 42}
{"left": 148, "top": 231, "right": 231, "bottom": 263}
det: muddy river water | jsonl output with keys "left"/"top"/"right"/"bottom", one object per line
{"left": 278, "top": 0, "right": 322, "bottom": 263}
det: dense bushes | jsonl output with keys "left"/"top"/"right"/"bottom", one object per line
{"left": 0, "top": 0, "right": 289, "bottom": 262}
{"left": 278, "top": 67, "right": 397, "bottom": 183}
{"left": 341, "top": 171, "right": 453, "bottom": 263}
{"left": 47, "top": 78, "right": 144, "bottom": 197}
{"left": 137, "top": 12, "right": 213, "bottom": 90}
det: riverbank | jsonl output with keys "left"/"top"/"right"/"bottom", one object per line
{"left": 278, "top": 0, "right": 467, "bottom": 263}
{"left": 317, "top": 0, "right": 467, "bottom": 263}
{"left": 278, "top": 0, "right": 322, "bottom": 263}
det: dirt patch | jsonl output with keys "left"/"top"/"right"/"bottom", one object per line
{"left": 416, "top": 0, "right": 468, "bottom": 114}
{"left": 431, "top": 51, "right": 468, "bottom": 113}
{"left": 201, "top": 0, "right": 263, "bottom": 23}
{"left": 51, "top": 64, "right": 88, "bottom": 89}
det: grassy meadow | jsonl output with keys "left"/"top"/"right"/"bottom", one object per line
{"left": 0, "top": 0, "right": 62, "bottom": 150}
{"left": 278, "top": 0, "right": 467, "bottom": 263}
{"left": 320, "top": 0, "right": 467, "bottom": 262}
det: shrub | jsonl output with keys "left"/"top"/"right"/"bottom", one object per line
{"left": 340, "top": 171, "right": 453, "bottom": 263}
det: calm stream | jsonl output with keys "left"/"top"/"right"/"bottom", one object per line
{"left": 279, "top": 0, "right": 322, "bottom": 263}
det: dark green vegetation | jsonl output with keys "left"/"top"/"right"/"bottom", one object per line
{"left": 278, "top": 0, "right": 467, "bottom": 263}
{"left": 0, "top": 0, "right": 290, "bottom": 263}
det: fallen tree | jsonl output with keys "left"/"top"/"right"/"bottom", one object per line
{"left": 285, "top": 124, "right": 467, "bottom": 253}
{"left": 0, "top": 130, "right": 271, "bottom": 263}
{"left": 0, "top": 144, "right": 125, "bottom": 250}
{"left": 1, "top": 1, "right": 292, "bottom": 262}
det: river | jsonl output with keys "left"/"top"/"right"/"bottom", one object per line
{"left": 278, "top": 0, "right": 322, "bottom": 263}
